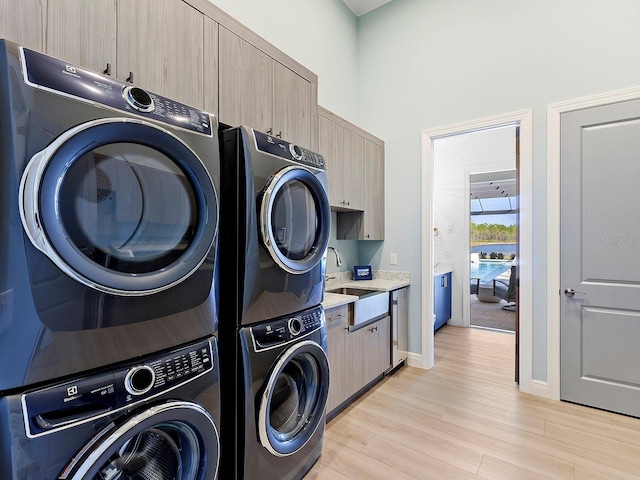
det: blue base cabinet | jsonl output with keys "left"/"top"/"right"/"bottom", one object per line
{"left": 434, "top": 272, "right": 452, "bottom": 331}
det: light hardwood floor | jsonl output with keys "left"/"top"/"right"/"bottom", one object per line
{"left": 306, "top": 325, "right": 640, "bottom": 480}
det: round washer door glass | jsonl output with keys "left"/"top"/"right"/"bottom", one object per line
{"left": 260, "top": 167, "right": 330, "bottom": 274}
{"left": 62, "top": 401, "right": 219, "bottom": 480}
{"left": 259, "top": 340, "right": 329, "bottom": 456}
{"left": 20, "top": 119, "right": 218, "bottom": 295}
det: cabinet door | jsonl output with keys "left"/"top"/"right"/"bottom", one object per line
{"left": 343, "top": 129, "right": 365, "bottom": 211}
{"left": 434, "top": 274, "right": 444, "bottom": 330}
{"left": 0, "top": 0, "right": 45, "bottom": 51}
{"left": 345, "top": 325, "right": 370, "bottom": 398}
{"left": 362, "top": 139, "right": 385, "bottom": 240}
{"left": 46, "top": 0, "right": 116, "bottom": 73}
{"left": 273, "top": 62, "right": 311, "bottom": 147}
{"left": 371, "top": 316, "right": 391, "bottom": 378}
{"left": 218, "top": 26, "right": 273, "bottom": 131}
{"left": 117, "top": 0, "right": 205, "bottom": 108}
{"left": 443, "top": 272, "right": 452, "bottom": 322}
{"left": 318, "top": 114, "right": 344, "bottom": 208}
{"left": 325, "top": 305, "right": 348, "bottom": 413}
{"left": 203, "top": 17, "right": 218, "bottom": 115}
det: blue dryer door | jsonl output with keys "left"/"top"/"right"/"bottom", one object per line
{"left": 20, "top": 118, "right": 218, "bottom": 296}
{"left": 258, "top": 340, "right": 330, "bottom": 456}
{"left": 259, "top": 166, "right": 331, "bottom": 274}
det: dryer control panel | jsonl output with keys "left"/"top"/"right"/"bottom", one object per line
{"left": 21, "top": 47, "right": 213, "bottom": 136}
{"left": 21, "top": 339, "right": 215, "bottom": 437}
{"left": 252, "top": 306, "right": 324, "bottom": 351}
{"left": 253, "top": 129, "right": 325, "bottom": 170}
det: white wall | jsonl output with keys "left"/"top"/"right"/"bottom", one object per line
{"left": 357, "top": 0, "right": 640, "bottom": 380}
{"left": 433, "top": 126, "right": 516, "bottom": 326}
{"left": 208, "top": 0, "right": 360, "bottom": 122}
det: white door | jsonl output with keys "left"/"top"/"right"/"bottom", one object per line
{"left": 561, "top": 99, "right": 640, "bottom": 417}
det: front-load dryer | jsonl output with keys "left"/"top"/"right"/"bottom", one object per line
{"left": 0, "top": 336, "right": 221, "bottom": 480}
{"left": 238, "top": 305, "right": 329, "bottom": 480}
{"left": 218, "top": 126, "right": 331, "bottom": 328}
{"left": 0, "top": 40, "right": 220, "bottom": 390}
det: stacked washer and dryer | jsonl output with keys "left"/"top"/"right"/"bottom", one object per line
{"left": 218, "top": 127, "right": 332, "bottom": 479}
{"left": 0, "top": 40, "right": 222, "bottom": 479}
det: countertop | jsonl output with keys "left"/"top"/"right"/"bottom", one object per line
{"left": 322, "top": 278, "right": 410, "bottom": 310}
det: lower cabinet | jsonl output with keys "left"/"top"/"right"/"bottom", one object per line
{"left": 326, "top": 305, "right": 349, "bottom": 413}
{"left": 325, "top": 304, "right": 390, "bottom": 414}
{"left": 434, "top": 272, "right": 452, "bottom": 331}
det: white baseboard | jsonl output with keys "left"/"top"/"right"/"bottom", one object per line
{"left": 407, "top": 352, "right": 427, "bottom": 369}
{"left": 530, "top": 379, "right": 551, "bottom": 398}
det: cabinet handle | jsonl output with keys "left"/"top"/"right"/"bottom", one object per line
{"left": 276, "top": 131, "right": 282, "bottom": 138}
{"left": 369, "top": 326, "right": 378, "bottom": 333}
{"left": 126, "top": 71, "right": 134, "bottom": 83}
{"left": 346, "top": 201, "right": 350, "bottom": 206}
{"left": 328, "top": 314, "right": 343, "bottom": 322}
{"left": 266, "top": 128, "right": 273, "bottom": 135}
{"left": 366, "top": 234, "right": 370, "bottom": 239}
{"left": 103, "top": 63, "right": 111, "bottom": 76}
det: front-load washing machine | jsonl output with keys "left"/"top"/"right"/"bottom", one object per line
{"left": 238, "top": 305, "right": 329, "bottom": 480}
{"left": 0, "top": 39, "right": 220, "bottom": 391}
{"left": 0, "top": 336, "right": 221, "bottom": 479}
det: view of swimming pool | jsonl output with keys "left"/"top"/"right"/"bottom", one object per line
{"left": 470, "top": 260, "right": 512, "bottom": 283}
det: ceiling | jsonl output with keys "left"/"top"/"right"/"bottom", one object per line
{"left": 342, "top": 0, "right": 393, "bottom": 16}
{"left": 470, "top": 170, "right": 517, "bottom": 215}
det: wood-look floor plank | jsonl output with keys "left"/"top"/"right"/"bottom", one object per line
{"left": 306, "top": 326, "right": 640, "bottom": 480}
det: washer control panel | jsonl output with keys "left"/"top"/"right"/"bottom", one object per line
{"left": 21, "top": 339, "right": 215, "bottom": 437}
{"left": 21, "top": 47, "right": 212, "bottom": 136}
{"left": 252, "top": 306, "right": 324, "bottom": 351}
{"left": 253, "top": 129, "right": 325, "bottom": 170}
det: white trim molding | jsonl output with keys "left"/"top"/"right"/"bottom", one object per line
{"left": 546, "top": 84, "right": 640, "bottom": 402}
{"left": 421, "top": 109, "right": 534, "bottom": 393}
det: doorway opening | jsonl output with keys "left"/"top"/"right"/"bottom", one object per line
{"left": 469, "top": 169, "right": 518, "bottom": 332}
{"left": 422, "top": 110, "right": 532, "bottom": 389}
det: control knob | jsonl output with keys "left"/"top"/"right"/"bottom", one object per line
{"left": 125, "top": 365, "right": 155, "bottom": 395}
{"left": 289, "top": 144, "right": 303, "bottom": 161}
{"left": 123, "top": 86, "right": 155, "bottom": 112}
{"left": 288, "top": 317, "right": 302, "bottom": 336}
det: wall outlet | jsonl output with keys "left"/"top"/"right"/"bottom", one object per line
{"left": 390, "top": 253, "right": 398, "bottom": 265}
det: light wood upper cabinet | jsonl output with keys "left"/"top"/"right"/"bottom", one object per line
{"left": 321, "top": 107, "right": 385, "bottom": 240}
{"left": 318, "top": 114, "right": 344, "bottom": 208}
{"left": 0, "top": 0, "right": 46, "bottom": 51}
{"left": 46, "top": 0, "right": 116, "bottom": 74}
{"left": 362, "top": 139, "right": 385, "bottom": 240}
{"left": 343, "top": 129, "right": 365, "bottom": 211}
{"left": 203, "top": 17, "right": 219, "bottom": 115}
{"left": 218, "top": 26, "right": 272, "bottom": 132}
{"left": 117, "top": 0, "right": 205, "bottom": 109}
{"left": 219, "top": 26, "right": 314, "bottom": 148}
{"left": 318, "top": 108, "right": 365, "bottom": 210}
{"left": 273, "top": 62, "right": 312, "bottom": 148}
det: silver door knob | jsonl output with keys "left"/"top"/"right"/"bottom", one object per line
{"left": 564, "top": 288, "right": 585, "bottom": 297}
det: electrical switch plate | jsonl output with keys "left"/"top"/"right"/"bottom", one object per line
{"left": 390, "top": 253, "right": 398, "bottom": 265}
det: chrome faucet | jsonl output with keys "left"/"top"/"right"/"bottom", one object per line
{"left": 327, "top": 246, "right": 343, "bottom": 267}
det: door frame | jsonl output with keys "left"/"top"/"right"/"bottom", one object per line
{"left": 546, "top": 85, "right": 640, "bottom": 401}
{"left": 421, "top": 109, "right": 534, "bottom": 393}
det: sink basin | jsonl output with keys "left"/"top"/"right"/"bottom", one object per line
{"left": 326, "top": 287, "right": 377, "bottom": 297}
{"left": 326, "top": 287, "right": 389, "bottom": 326}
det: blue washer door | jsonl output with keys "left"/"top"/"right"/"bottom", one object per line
{"left": 20, "top": 118, "right": 218, "bottom": 296}
{"left": 258, "top": 340, "right": 330, "bottom": 456}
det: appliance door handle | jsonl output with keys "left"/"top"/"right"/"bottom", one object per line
{"left": 35, "top": 404, "right": 112, "bottom": 430}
